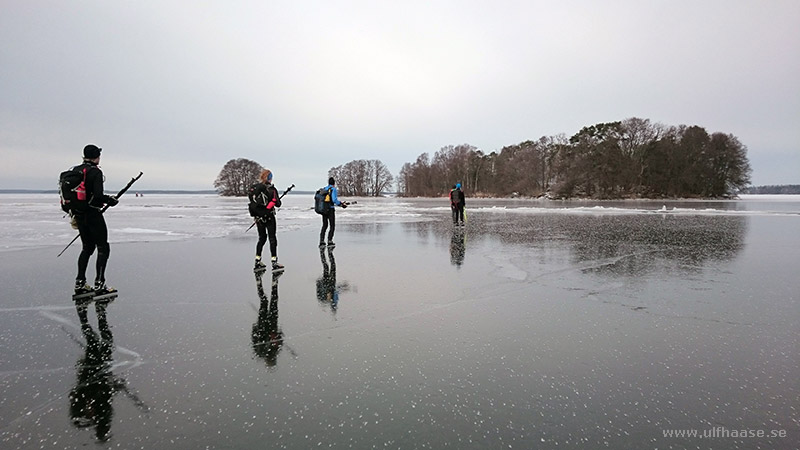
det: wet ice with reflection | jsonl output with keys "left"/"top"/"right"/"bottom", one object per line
{"left": 0, "top": 194, "right": 797, "bottom": 448}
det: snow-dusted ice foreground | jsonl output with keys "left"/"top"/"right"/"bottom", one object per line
{"left": 0, "top": 194, "right": 797, "bottom": 449}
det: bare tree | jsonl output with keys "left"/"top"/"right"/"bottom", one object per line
{"left": 214, "top": 158, "right": 263, "bottom": 196}
{"left": 329, "top": 159, "right": 394, "bottom": 196}
{"left": 368, "top": 160, "right": 394, "bottom": 195}
{"left": 398, "top": 162, "right": 412, "bottom": 196}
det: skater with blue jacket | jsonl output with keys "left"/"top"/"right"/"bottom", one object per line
{"left": 318, "top": 177, "right": 347, "bottom": 247}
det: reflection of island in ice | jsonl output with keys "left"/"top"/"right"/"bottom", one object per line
{"left": 407, "top": 209, "right": 747, "bottom": 280}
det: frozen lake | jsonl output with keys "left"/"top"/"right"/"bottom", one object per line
{"left": 0, "top": 194, "right": 797, "bottom": 448}
{"left": 1, "top": 193, "right": 799, "bottom": 251}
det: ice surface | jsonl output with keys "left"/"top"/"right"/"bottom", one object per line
{"left": 0, "top": 193, "right": 797, "bottom": 448}
{"left": 2, "top": 194, "right": 798, "bottom": 252}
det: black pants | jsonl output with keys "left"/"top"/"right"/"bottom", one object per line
{"left": 452, "top": 204, "right": 465, "bottom": 223}
{"left": 320, "top": 210, "right": 336, "bottom": 243}
{"left": 256, "top": 215, "right": 277, "bottom": 259}
{"left": 75, "top": 212, "right": 110, "bottom": 283}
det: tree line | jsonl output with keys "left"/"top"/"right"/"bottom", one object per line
{"left": 328, "top": 159, "right": 393, "bottom": 197}
{"left": 743, "top": 185, "right": 800, "bottom": 194}
{"left": 215, "top": 117, "right": 753, "bottom": 199}
{"left": 213, "top": 157, "right": 395, "bottom": 197}
{"left": 398, "top": 117, "right": 752, "bottom": 198}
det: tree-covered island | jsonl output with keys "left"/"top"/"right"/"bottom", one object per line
{"left": 398, "top": 117, "right": 752, "bottom": 199}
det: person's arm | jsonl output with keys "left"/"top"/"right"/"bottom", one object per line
{"left": 266, "top": 186, "right": 279, "bottom": 210}
{"left": 87, "top": 167, "right": 113, "bottom": 209}
{"left": 274, "top": 186, "right": 282, "bottom": 208}
{"left": 331, "top": 186, "right": 341, "bottom": 206}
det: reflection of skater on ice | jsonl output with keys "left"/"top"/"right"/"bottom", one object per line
{"left": 450, "top": 228, "right": 466, "bottom": 267}
{"left": 69, "top": 302, "right": 148, "bottom": 442}
{"left": 252, "top": 271, "right": 284, "bottom": 368}
{"left": 316, "top": 247, "right": 351, "bottom": 314}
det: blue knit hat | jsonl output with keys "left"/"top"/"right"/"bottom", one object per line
{"left": 456, "top": 183, "right": 461, "bottom": 189}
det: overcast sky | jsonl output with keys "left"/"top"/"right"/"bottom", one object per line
{"left": 1, "top": 0, "right": 798, "bottom": 191}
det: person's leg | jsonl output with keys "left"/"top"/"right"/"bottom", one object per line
{"left": 75, "top": 214, "right": 96, "bottom": 287}
{"left": 459, "top": 205, "right": 465, "bottom": 223}
{"left": 327, "top": 210, "right": 336, "bottom": 243}
{"left": 320, "top": 215, "right": 329, "bottom": 245}
{"left": 92, "top": 215, "right": 110, "bottom": 285}
{"left": 452, "top": 206, "right": 458, "bottom": 224}
{"left": 254, "top": 220, "right": 268, "bottom": 269}
{"left": 256, "top": 220, "right": 267, "bottom": 258}
{"left": 266, "top": 216, "right": 278, "bottom": 259}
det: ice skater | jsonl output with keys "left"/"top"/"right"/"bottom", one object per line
{"left": 70, "top": 145, "right": 119, "bottom": 298}
{"left": 318, "top": 177, "right": 348, "bottom": 247}
{"left": 449, "top": 183, "right": 466, "bottom": 225}
{"left": 248, "top": 169, "right": 284, "bottom": 272}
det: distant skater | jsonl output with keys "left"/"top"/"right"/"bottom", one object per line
{"left": 248, "top": 169, "right": 283, "bottom": 271}
{"left": 450, "top": 183, "right": 466, "bottom": 225}
{"left": 71, "top": 145, "right": 119, "bottom": 297}
{"left": 318, "top": 177, "right": 347, "bottom": 247}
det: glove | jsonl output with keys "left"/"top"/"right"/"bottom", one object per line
{"left": 106, "top": 196, "right": 119, "bottom": 207}
{"left": 340, "top": 202, "right": 348, "bottom": 209}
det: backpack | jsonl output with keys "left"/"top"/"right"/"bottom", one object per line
{"left": 314, "top": 187, "right": 332, "bottom": 215}
{"left": 248, "top": 183, "right": 272, "bottom": 217}
{"left": 59, "top": 165, "right": 88, "bottom": 213}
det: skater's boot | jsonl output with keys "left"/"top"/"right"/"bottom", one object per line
{"left": 93, "top": 280, "right": 117, "bottom": 296}
{"left": 75, "top": 279, "right": 93, "bottom": 295}
{"left": 254, "top": 256, "right": 267, "bottom": 271}
{"left": 271, "top": 256, "right": 284, "bottom": 271}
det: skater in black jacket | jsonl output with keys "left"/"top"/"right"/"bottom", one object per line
{"left": 248, "top": 169, "right": 283, "bottom": 271}
{"left": 72, "top": 145, "right": 119, "bottom": 296}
